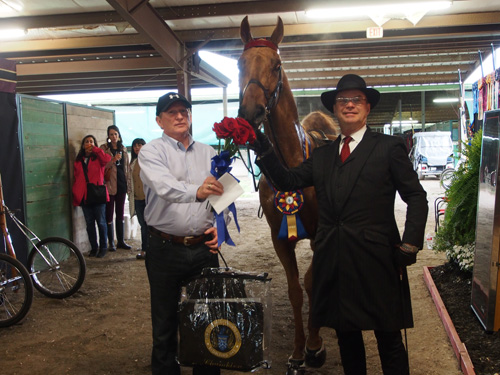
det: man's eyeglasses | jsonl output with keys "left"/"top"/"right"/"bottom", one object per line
{"left": 335, "top": 96, "right": 367, "bottom": 106}
{"left": 165, "top": 108, "right": 190, "bottom": 117}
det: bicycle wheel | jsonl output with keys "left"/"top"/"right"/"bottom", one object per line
{"left": 28, "top": 237, "right": 86, "bottom": 299}
{"left": 0, "top": 253, "right": 34, "bottom": 327}
{"left": 440, "top": 168, "right": 455, "bottom": 189}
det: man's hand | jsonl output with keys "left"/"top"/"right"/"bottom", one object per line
{"left": 397, "top": 243, "right": 418, "bottom": 267}
{"left": 204, "top": 227, "right": 219, "bottom": 253}
{"left": 196, "top": 176, "right": 223, "bottom": 201}
{"left": 248, "top": 131, "right": 273, "bottom": 156}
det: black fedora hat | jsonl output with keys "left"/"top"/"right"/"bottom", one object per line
{"left": 156, "top": 92, "right": 191, "bottom": 116}
{"left": 321, "top": 74, "right": 380, "bottom": 113}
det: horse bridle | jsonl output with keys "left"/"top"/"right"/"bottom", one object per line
{"left": 239, "top": 39, "right": 283, "bottom": 119}
{"left": 239, "top": 66, "right": 283, "bottom": 117}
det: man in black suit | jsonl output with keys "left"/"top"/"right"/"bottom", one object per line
{"left": 251, "top": 74, "right": 428, "bottom": 375}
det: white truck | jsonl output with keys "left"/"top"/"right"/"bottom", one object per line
{"left": 409, "top": 131, "right": 454, "bottom": 180}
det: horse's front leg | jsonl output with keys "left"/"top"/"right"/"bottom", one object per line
{"left": 271, "top": 236, "right": 306, "bottom": 361}
{"left": 303, "top": 248, "right": 327, "bottom": 368}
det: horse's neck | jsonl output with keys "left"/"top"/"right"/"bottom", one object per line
{"left": 268, "top": 88, "right": 305, "bottom": 167}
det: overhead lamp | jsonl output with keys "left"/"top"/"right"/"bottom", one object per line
{"left": 433, "top": 98, "right": 459, "bottom": 103}
{"left": 305, "top": 1, "right": 452, "bottom": 25}
{"left": 391, "top": 120, "right": 419, "bottom": 125}
{"left": 0, "top": 28, "right": 26, "bottom": 39}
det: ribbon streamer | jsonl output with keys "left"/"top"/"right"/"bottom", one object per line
{"left": 210, "top": 150, "right": 241, "bottom": 247}
{"left": 215, "top": 202, "right": 240, "bottom": 247}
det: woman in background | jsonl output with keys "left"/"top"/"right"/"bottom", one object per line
{"left": 101, "top": 125, "right": 131, "bottom": 251}
{"left": 72, "top": 135, "right": 111, "bottom": 258}
{"left": 127, "top": 138, "right": 148, "bottom": 260}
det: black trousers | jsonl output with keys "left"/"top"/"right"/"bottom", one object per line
{"left": 336, "top": 330, "right": 409, "bottom": 375}
{"left": 146, "top": 232, "right": 220, "bottom": 375}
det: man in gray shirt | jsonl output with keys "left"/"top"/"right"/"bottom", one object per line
{"left": 139, "top": 92, "right": 223, "bottom": 375}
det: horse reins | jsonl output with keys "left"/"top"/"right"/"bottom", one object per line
{"left": 239, "top": 38, "right": 290, "bottom": 167}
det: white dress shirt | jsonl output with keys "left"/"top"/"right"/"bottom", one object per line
{"left": 138, "top": 132, "right": 216, "bottom": 236}
{"left": 339, "top": 125, "right": 367, "bottom": 155}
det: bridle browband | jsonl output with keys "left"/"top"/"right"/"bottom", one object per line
{"left": 243, "top": 39, "right": 278, "bottom": 51}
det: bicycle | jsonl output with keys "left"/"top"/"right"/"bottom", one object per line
{"left": 0, "top": 173, "right": 86, "bottom": 327}
{"left": 440, "top": 168, "right": 455, "bottom": 190}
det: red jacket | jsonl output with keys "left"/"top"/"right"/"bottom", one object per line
{"left": 72, "top": 146, "right": 112, "bottom": 206}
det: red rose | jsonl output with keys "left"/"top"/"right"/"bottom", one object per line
{"left": 235, "top": 117, "right": 256, "bottom": 144}
{"left": 213, "top": 117, "right": 237, "bottom": 139}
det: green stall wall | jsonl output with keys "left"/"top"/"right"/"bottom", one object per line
{"left": 19, "top": 96, "right": 72, "bottom": 241}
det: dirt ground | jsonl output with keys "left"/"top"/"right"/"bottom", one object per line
{"left": 430, "top": 262, "right": 500, "bottom": 375}
{"left": 1, "top": 178, "right": 467, "bottom": 375}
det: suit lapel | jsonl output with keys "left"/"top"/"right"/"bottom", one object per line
{"left": 325, "top": 138, "right": 341, "bottom": 208}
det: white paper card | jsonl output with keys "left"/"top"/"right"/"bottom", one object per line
{"left": 207, "top": 172, "right": 244, "bottom": 214}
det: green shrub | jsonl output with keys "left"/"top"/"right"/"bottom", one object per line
{"left": 433, "top": 130, "right": 482, "bottom": 272}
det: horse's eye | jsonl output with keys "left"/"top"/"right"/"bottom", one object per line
{"left": 275, "top": 64, "right": 281, "bottom": 71}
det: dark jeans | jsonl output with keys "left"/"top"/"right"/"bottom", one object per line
{"left": 82, "top": 203, "right": 107, "bottom": 250}
{"left": 134, "top": 199, "right": 148, "bottom": 251}
{"left": 146, "top": 231, "right": 220, "bottom": 375}
{"left": 336, "top": 330, "right": 409, "bottom": 375}
{"left": 106, "top": 192, "right": 126, "bottom": 223}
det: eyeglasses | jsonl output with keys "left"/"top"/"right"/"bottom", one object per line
{"left": 335, "top": 96, "right": 367, "bottom": 106}
{"left": 165, "top": 108, "right": 190, "bottom": 117}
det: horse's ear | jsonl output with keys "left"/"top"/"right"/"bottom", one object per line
{"left": 240, "top": 16, "right": 253, "bottom": 44}
{"left": 270, "top": 16, "right": 284, "bottom": 46}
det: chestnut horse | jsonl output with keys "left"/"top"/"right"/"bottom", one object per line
{"left": 237, "top": 16, "right": 338, "bottom": 373}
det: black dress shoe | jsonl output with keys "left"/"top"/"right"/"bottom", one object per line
{"left": 89, "top": 249, "right": 98, "bottom": 257}
{"left": 117, "top": 242, "right": 132, "bottom": 250}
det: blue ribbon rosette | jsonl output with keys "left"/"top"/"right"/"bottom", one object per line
{"left": 210, "top": 150, "right": 241, "bottom": 247}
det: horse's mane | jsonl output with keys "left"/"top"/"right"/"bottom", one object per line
{"left": 301, "top": 111, "right": 340, "bottom": 147}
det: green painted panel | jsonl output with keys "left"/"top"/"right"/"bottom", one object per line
{"left": 23, "top": 121, "right": 65, "bottom": 137}
{"left": 24, "top": 157, "right": 68, "bottom": 174}
{"left": 24, "top": 144, "right": 66, "bottom": 160}
{"left": 27, "top": 198, "right": 68, "bottom": 214}
{"left": 24, "top": 172, "right": 68, "bottom": 190}
{"left": 20, "top": 96, "right": 72, "bottom": 241}
{"left": 21, "top": 97, "right": 62, "bottom": 112}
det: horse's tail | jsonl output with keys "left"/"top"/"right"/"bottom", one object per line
{"left": 302, "top": 111, "right": 339, "bottom": 148}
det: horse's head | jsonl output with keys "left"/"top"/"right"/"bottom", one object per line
{"left": 237, "top": 16, "right": 284, "bottom": 130}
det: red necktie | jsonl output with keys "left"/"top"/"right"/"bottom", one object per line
{"left": 340, "top": 136, "right": 352, "bottom": 162}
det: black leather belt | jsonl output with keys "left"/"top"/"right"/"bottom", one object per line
{"left": 148, "top": 226, "right": 207, "bottom": 246}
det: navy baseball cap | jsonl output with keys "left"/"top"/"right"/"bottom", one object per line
{"left": 156, "top": 92, "right": 191, "bottom": 116}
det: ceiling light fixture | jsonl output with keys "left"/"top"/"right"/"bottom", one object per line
{"left": 0, "top": 28, "right": 26, "bottom": 39}
{"left": 391, "top": 120, "right": 419, "bottom": 124}
{"left": 433, "top": 98, "right": 459, "bottom": 103}
{"left": 305, "top": 1, "right": 452, "bottom": 26}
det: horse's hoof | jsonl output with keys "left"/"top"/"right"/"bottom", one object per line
{"left": 304, "top": 341, "right": 326, "bottom": 368}
{"left": 286, "top": 357, "right": 306, "bottom": 375}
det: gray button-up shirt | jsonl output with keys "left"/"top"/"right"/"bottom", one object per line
{"left": 139, "top": 132, "right": 216, "bottom": 237}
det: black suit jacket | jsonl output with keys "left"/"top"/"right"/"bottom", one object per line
{"left": 257, "top": 128, "right": 428, "bottom": 330}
